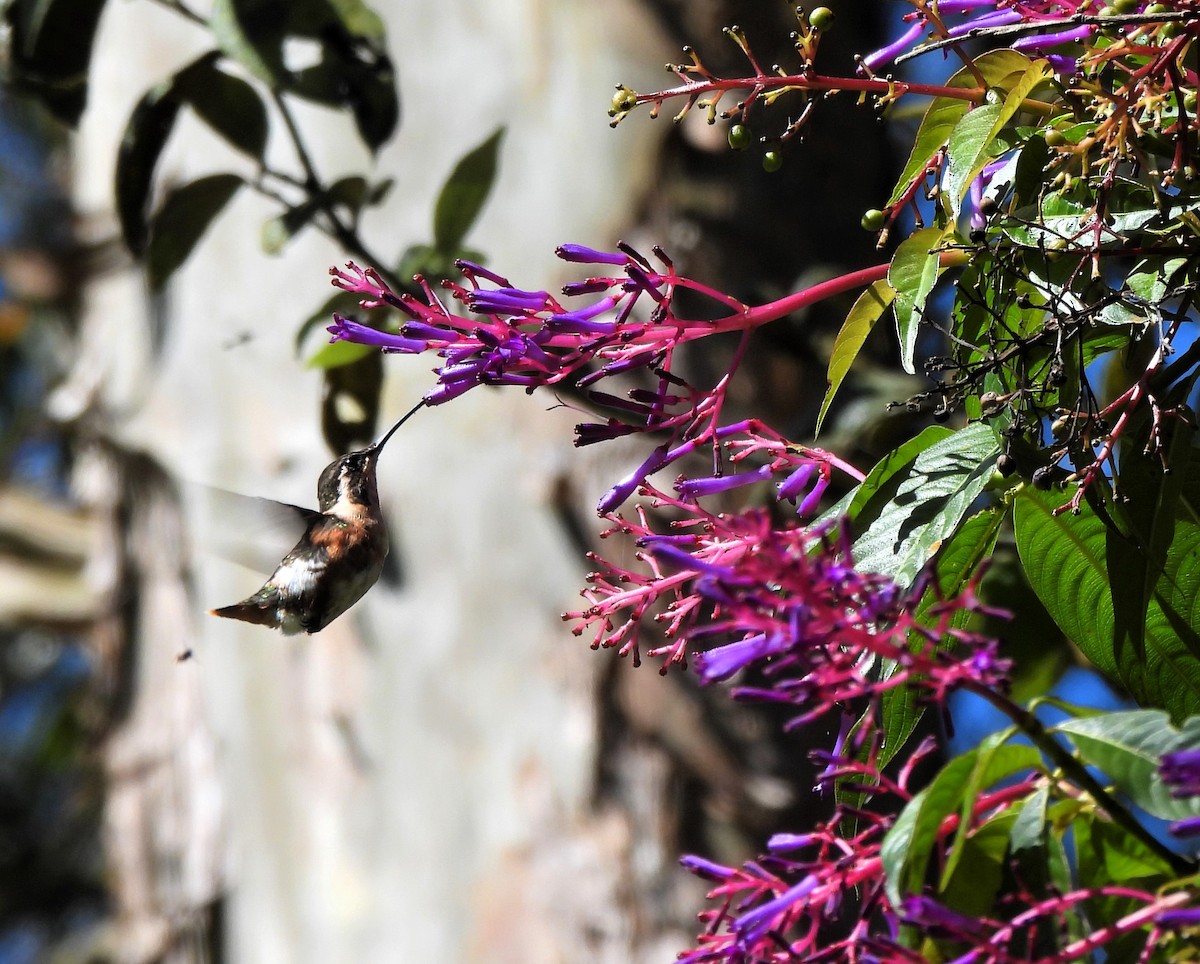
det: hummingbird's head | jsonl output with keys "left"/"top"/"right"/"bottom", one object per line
{"left": 316, "top": 447, "right": 381, "bottom": 514}
{"left": 314, "top": 399, "right": 425, "bottom": 516}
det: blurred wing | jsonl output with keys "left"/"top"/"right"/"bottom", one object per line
{"left": 187, "top": 483, "right": 319, "bottom": 575}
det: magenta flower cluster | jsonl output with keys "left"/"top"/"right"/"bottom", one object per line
{"left": 329, "top": 244, "right": 747, "bottom": 418}
{"left": 565, "top": 431, "right": 1008, "bottom": 726}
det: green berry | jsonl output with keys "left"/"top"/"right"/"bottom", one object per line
{"left": 728, "top": 124, "right": 752, "bottom": 151}
{"left": 1111, "top": 0, "right": 1137, "bottom": 12}
{"left": 762, "top": 151, "right": 783, "bottom": 172}
{"left": 809, "top": 7, "right": 835, "bottom": 31}
{"left": 861, "top": 208, "right": 886, "bottom": 232}
{"left": 1044, "top": 128, "right": 1066, "bottom": 147}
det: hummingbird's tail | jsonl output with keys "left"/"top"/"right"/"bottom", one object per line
{"left": 209, "top": 598, "right": 282, "bottom": 630}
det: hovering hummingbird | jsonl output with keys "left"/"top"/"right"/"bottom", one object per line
{"left": 209, "top": 400, "right": 425, "bottom": 634}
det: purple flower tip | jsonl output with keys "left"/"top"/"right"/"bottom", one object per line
{"left": 556, "top": 243, "right": 628, "bottom": 266}
{"left": 680, "top": 854, "right": 736, "bottom": 879}
{"left": 1159, "top": 907, "right": 1200, "bottom": 930}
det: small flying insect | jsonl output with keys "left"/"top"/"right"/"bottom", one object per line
{"left": 209, "top": 400, "right": 425, "bottom": 634}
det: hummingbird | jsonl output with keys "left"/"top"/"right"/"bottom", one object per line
{"left": 209, "top": 400, "right": 425, "bottom": 634}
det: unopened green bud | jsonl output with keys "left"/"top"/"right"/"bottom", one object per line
{"left": 809, "top": 7, "right": 835, "bottom": 31}
{"left": 861, "top": 208, "right": 886, "bottom": 232}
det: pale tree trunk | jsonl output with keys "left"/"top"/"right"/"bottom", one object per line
{"left": 61, "top": 2, "right": 709, "bottom": 961}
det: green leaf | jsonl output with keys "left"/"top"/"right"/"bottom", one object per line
{"left": 939, "top": 810, "right": 1015, "bottom": 917}
{"left": 852, "top": 422, "right": 1001, "bottom": 588}
{"left": 837, "top": 426, "right": 952, "bottom": 524}
{"left": 1078, "top": 817, "right": 1175, "bottom": 885}
{"left": 887, "top": 94, "right": 969, "bottom": 209}
{"left": 888, "top": 226, "right": 949, "bottom": 375}
{"left": 433, "top": 128, "right": 505, "bottom": 254}
{"left": 882, "top": 739, "right": 1039, "bottom": 905}
{"left": 945, "top": 102, "right": 1004, "bottom": 218}
{"left": 940, "top": 733, "right": 1038, "bottom": 888}
{"left": 945, "top": 59, "right": 1052, "bottom": 218}
{"left": 816, "top": 279, "right": 896, "bottom": 435}
{"left": 262, "top": 177, "right": 375, "bottom": 254}
{"left": 1014, "top": 485, "right": 1200, "bottom": 722}
{"left": 885, "top": 50, "right": 1042, "bottom": 209}
{"left": 174, "top": 54, "right": 269, "bottom": 161}
{"left": 115, "top": 51, "right": 267, "bottom": 256}
{"left": 1009, "top": 782, "right": 1049, "bottom": 853}
{"left": 115, "top": 79, "right": 184, "bottom": 257}
{"left": 5, "top": 0, "right": 109, "bottom": 125}
{"left": 1053, "top": 710, "right": 1200, "bottom": 821}
{"left": 146, "top": 174, "right": 243, "bottom": 290}
{"left": 307, "top": 338, "right": 373, "bottom": 369}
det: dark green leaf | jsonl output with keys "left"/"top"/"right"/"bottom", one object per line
{"left": 321, "top": 350, "right": 382, "bottom": 451}
{"left": 1014, "top": 484, "right": 1200, "bottom": 722}
{"left": 1012, "top": 134, "right": 1049, "bottom": 209}
{"left": 115, "top": 82, "right": 183, "bottom": 255}
{"left": 208, "top": 0, "right": 289, "bottom": 86}
{"left": 208, "top": 0, "right": 398, "bottom": 150}
{"left": 146, "top": 174, "right": 243, "bottom": 290}
{"left": 852, "top": 422, "right": 1001, "bottom": 588}
{"left": 345, "top": 56, "right": 399, "bottom": 151}
{"left": 1078, "top": 817, "right": 1174, "bottom": 884}
{"left": 368, "top": 177, "right": 395, "bottom": 205}
{"left": 5, "top": 0, "right": 108, "bottom": 125}
{"left": 327, "top": 176, "right": 370, "bottom": 213}
{"left": 938, "top": 811, "right": 1015, "bottom": 917}
{"left": 175, "top": 55, "right": 269, "bottom": 161}
{"left": 433, "top": 128, "right": 505, "bottom": 254}
{"left": 262, "top": 199, "right": 321, "bottom": 254}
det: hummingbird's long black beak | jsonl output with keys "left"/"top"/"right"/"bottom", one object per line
{"left": 367, "top": 399, "right": 427, "bottom": 454}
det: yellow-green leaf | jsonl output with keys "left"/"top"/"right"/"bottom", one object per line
{"left": 816, "top": 279, "right": 895, "bottom": 434}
